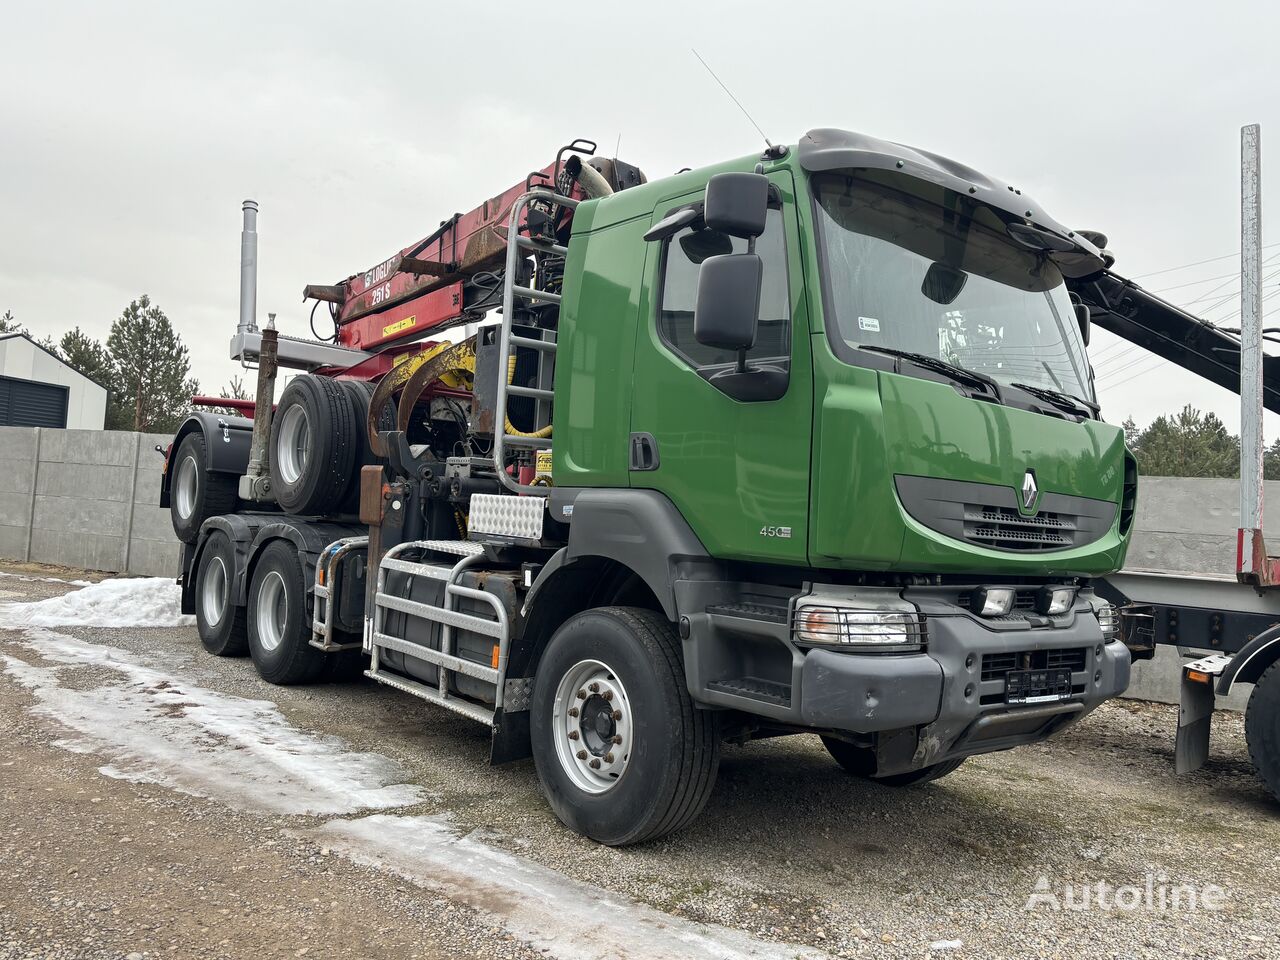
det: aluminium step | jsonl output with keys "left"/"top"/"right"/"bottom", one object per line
{"left": 364, "top": 668, "right": 495, "bottom": 726}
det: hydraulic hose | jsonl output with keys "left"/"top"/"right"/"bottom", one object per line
{"left": 505, "top": 355, "right": 553, "bottom": 438}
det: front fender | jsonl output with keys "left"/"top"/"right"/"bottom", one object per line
{"left": 1219, "top": 623, "right": 1280, "bottom": 695}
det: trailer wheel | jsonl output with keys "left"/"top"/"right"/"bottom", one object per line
{"left": 170, "top": 432, "right": 237, "bottom": 543}
{"left": 247, "top": 540, "right": 326, "bottom": 685}
{"left": 1245, "top": 659, "right": 1280, "bottom": 802}
{"left": 821, "top": 736, "right": 965, "bottom": 786}
{"left": 194, "top": 530, "right": 248, "bottom": 656}
{"left": 530, "top": 606, "right": 720, "bottom": 846}
{"left": 271, "top": 375, "right": 357, "bottom": 515}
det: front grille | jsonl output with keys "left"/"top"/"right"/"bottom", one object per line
{"left": 981, "top": 647, "right": 1088, "bottom": 682}
{"left": 963, "top": 505, "right": 1076, "bottom": 551}
{"left": 894, "top": 475, "right": 1118, "bottom": 555}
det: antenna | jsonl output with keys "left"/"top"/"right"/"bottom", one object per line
{"left": 691, "top": 48, "right": 772, "bottom": 148}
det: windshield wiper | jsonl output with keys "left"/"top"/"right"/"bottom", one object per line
{"left": 859, "top": 345, "right": 1002, "bottom": 399}
{"left": 1010, "top": 382, "right": 1098, "bottom": 419}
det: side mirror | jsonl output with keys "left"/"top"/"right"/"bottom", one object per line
{"left": 922, "top": 262, "right": 967, "bottom": 305}
{"left": 1074, "top": 301, "right": 1091, "bottom": 347}
{"left": 704, "top": 172, "right": 769, "bottom": 239}
{"left": 695, "top": 253, "right": 762, "bottom": 354}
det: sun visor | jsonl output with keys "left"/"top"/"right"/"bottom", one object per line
{"left": 798, "top": 128, "right": 1106, "bottom": 278}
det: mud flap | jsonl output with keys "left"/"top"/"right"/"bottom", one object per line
{"left": 1175, "top": 654, "right": 1230, "bottom": 774}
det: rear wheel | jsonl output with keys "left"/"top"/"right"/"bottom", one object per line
{"left": 194, "top": 531, "right": 248, "bottom": 656}
{"left": 170, "top": 432, "right": 237, "bottom": 543}
{"left": 271, "top": 375, "right": 357, "bottom": 515}
{"left": 531, "top": 607, "right": 719, "bottom": 846}
{"left": 247, "top": 540, "right": 326, "bottom": 685}
{"left": 1245, "top": 659, "right": 1280, "bottom": 802}
{"left": 821, "top": 736, "right": 965, "bottom": 786}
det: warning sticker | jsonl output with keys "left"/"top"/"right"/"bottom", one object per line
{"left": 382, "top": 316, "right": 416, "bottom": 338}
{"left": 858, "top": 316, "right": 881, "bottom": 333}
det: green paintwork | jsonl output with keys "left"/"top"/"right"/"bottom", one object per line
{"left": 554, "top": 142, "right": 1133, "bottom": 577}
{"left": 628, "top": 170, "right": 813, "bottom": 564}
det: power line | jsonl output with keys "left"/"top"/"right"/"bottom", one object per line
{"left": 1128, "top": 241, "right": 1280, "bottom": 280}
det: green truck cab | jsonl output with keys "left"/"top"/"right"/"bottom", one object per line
{"left": 533, "top": 128, "right": 1132, "bottom": 837}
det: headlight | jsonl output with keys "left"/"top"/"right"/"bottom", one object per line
{"left": 1037, "top": 586, "right": 1077, "bottom": 616}
{"left": 793, "top": 604, "right": 925, "bottom": 648}
{"left": 1096, "top": 601, "right": 1121, "bottom": 642}
{"left": 969, "top": 586, "right": 1016, "bottom": 618}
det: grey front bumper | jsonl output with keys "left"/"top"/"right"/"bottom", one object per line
{"left": 798, "top": 608, "right": 1131, "bottom": 762}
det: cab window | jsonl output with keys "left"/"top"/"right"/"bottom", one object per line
{"left": 657, "top": 207, "right": 790, "bottom": 370}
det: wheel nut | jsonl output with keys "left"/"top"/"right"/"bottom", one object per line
{"left": 612, "top": 735, "right": 622, "bottom": 745}
{"left": 568, "top": 706, "right": 579, "bottom": 717}
{"left": 602, "top": 690, "right": 614, "bottom": 702}
{"left": 589, "top": 758, "right": 601, "bottom": 769}
{"left": 576, "top": 689, "right": 586, "bottom": 700}
{"left": 588, "top": 682, "right": 600, "bottom": 693}
{"left": 612, "top": 710, "right": 623, "bottom": 721}
{"left": 568, "top": 730, "right": 579, "bottom": 740}
{"left": 604, "top": 753, "right": 614, "bottom": 763}
{"left": 576, "top": 749, "right": 588, "bottom": 760}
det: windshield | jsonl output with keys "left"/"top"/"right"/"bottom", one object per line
{"left": 812, "top": 169, "right": 1093, "bottom": 402}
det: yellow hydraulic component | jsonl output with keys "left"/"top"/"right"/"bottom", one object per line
{"left": 505, "top": 355, "right": 553, "bottom": 439}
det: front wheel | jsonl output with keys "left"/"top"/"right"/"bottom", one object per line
{"left": 531, "top": 607, "right": 720, "bottom": 846}
{"left": 821, "top": 735, "right": 965, "bottom": 786}
{"left": 1245, "top": 659, "right": 1280, "bottom": 802}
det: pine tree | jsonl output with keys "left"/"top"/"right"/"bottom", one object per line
{"left": 0, "top": 309, "right": 21, "bottom": 334}
{"left": 59, "top": 327, "right": 111, "bottom": 384}
{"left": 105, "top": 295, "right": 200, "bottom": 433}
{"left": 215, "top": 375, "right": 254, "bottom": 417}
{"left": 1132, "top": 405, "right": 1240, "bottom": 478}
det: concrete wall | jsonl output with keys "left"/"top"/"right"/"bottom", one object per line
{"left": 0, "top": 334, "right": 108, "bottom": 429}
{"left": 0, "top": 425, "right": 177, "bottom": 577}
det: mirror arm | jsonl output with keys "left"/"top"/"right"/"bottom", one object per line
{"left": 736, "top": 347, "right": 748, "bottom": 374}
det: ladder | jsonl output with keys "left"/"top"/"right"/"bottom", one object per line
{"left": 492, "top": 187, "right": 579, "bottom": 494}
{"left": 363, "top": 539, "right": 511, "bottom": 726}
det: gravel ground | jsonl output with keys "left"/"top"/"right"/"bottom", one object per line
{"left": 1, "top": 563, "right": 1279, "bottom": 960}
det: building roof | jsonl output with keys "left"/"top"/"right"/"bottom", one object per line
{"left": 0, "top": 331, "right": 109, "bottom": 392}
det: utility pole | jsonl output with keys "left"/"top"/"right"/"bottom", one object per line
{"left": 1240, "top": 124, "right": 1265, "bottom": 576}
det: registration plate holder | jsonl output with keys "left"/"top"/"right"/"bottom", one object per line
{"left": 1004, "top": 667, "right": 1073, "bottom": 705}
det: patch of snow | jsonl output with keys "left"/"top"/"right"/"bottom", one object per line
{"left": 0, "top": 628, "right": 425, "bottom": 815}
{"left": 930, "top": 941, "right": 963, "bottom": 952}
{"left": 0, "top": 577, "right": 192, "bottom": 628}
{"left": 311, "top": 814, "right": 828, "bottom": 960}
{"left": 0, "top": 571, "right": 92, "bottom": 586}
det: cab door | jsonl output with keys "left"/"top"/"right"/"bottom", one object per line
{"left": 629, "top": 171, "right": 812, "bottom": 564}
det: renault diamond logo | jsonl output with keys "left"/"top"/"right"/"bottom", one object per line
{"left": 1021, "top": 470, "right": 1039, "bottom": 512}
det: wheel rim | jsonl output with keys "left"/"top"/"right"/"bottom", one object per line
{"left": 276, "top": 405, "right": 311, "bottom": 485}
{"left": 255, "top": 571, "right": 288, "bottom": 652}
{"left": 201, "top": 556, "right": 227, "bottom": 627}
{"left": 174, "top": 455, "right": 198, "bottom": 519}
{"left": 552, "top": 658, "right": 633, "bottom": 794}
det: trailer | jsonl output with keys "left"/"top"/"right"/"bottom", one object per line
{"left": 1062, "top": 125, "right": 1280, "bottom": 802}
{"left": 162, "top": 129, "right": 1152, "bottom": 845}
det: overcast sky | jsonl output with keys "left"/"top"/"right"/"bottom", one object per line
{"left": 3, "top": 0, "right": 1278, "bottom": 433}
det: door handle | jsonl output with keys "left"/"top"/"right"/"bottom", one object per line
{"left": 629, "top": 432, "right": 660, "bottom": 472}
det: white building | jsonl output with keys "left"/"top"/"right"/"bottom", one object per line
{"left": 0, "top": 332, "right": 108, "bottom": 429}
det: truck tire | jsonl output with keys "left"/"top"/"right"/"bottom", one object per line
{"left": 170, "top": 432, "right": 237, "bottom": 543}
{"left": 337, "top": 380, "right": 393, "bottom": 513}
{"left": 530, "top": 606, "right": 720, "bottom": 846}
{"left": 271, "top": 374, "right": 357, "bottom": 516}
{"left": 194, "top": 530, "right": 248, "bottom": 656}
{"left": 821, "top": 736, "right": 965, "bottom": 786}
{"left": 1245, "top": 659, "right": 1280, "bottom": 802}
{"left": 246, "top": 540, "right": 326, "bottom": 685}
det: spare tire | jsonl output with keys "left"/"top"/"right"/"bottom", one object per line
{"left": 271, "top": 374, "right": 357, "bottom": 515}
{"left": 170, "top": 431, "right": 237, "bottom": 543}
{"left": 337, "top": 379, "right": 392, "bottom": 513}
